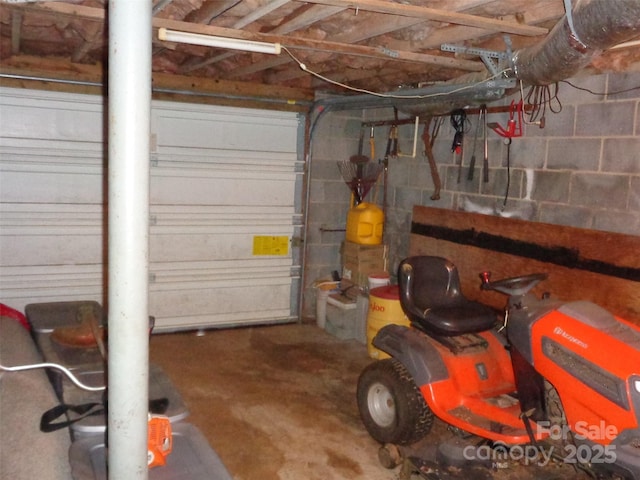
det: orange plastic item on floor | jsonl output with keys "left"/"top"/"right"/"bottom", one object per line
{"left": 148, "top": 414, "right": 173, "bottom": 468}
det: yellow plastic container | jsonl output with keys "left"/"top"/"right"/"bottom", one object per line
{"left": 366, "top": 285, "right": 410, "bottom": 359}
{"left": 346, "top": 202, "right": 384, "bottom": 245}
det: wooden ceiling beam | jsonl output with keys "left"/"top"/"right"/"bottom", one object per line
{"left": 25, "top": 2, "right": 484, "bottom": 71}
{"left": 25, "top": 2, "right": 482, "bottom": 70}
{"left": 0, "top": 56, "right": 313, "bottom": 111}
{"left": 184, "top": 0, "right": 242, "bottom": 24}
{"left": 178, "top": 0, "right": 292, "bottom": 72}
{"left": 269, "top": 4, "right": 345, "bottom": 34}
{"left": 184, "top": 2, "right": 349, "bottom": 75}
{"left": 265, "top": 1, "right": 505, "bottom": 85}
{"left": 232, "top": 0, "right": 290, "bottom": 29}
{"left": 202, "top": 0, "right": 507, "bottom": 83}
{"left": 11, "top": 11, "right": 22, "bottom": 55}
{"left": 296, "top": 0, "right": 548, "bottom": 36}
{"left": 386, "top": 1, "right": 564, "bottom": 51}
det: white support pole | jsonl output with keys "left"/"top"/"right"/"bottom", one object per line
{"left": 107, "top": 0, "right": 152, "bottom": 478}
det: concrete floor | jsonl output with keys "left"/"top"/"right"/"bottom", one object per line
{"left": 150, "top": 322, "right": 593, "bottom": 480}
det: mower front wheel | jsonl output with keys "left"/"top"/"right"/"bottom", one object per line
{"left": 357, "top": 358, "right": 434, "bottom": 445}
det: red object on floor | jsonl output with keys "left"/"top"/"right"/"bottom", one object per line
{"left": 0, "top": 303, "right": 30, "bottom": 331}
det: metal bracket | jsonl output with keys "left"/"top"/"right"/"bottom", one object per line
{"left": 441, "top": 35, "right": 513, "bottom": 77}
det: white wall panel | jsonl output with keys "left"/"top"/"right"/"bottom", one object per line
{"left": 0, "top": 88, "right": 303, "bottom": 330}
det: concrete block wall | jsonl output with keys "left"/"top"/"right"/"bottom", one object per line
{"left": 302, "top": 71, "right": 640, "bottom": 318}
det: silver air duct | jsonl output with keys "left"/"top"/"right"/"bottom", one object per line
{"left": 513, "top": 0, "right": 640, "bottom": 85}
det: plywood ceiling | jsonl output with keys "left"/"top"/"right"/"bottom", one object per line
{"left": 0, "top": 0, "right": 638, "bottom": 110}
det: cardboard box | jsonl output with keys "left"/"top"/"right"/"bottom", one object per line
{"left": 341, "top": 241, "right": 388, "bottom": 287}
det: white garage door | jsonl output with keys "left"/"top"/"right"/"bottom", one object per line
{"left": 0, "top": 87, "right": 303, "bottom": 331}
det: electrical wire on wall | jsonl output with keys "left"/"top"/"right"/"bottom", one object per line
{"left": 561, "top": 79, "right": 640, "bottom": 96}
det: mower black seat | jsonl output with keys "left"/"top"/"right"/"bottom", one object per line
{"left": 398, "top": 256, "right": 497, "bottom": 337}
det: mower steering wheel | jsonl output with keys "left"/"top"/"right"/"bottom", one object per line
{"left": 482, "top": 273, "right": 548, "bottom": 297}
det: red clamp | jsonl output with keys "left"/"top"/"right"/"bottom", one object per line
{"left": 487, "top": 100, "right": 523, "bottom": 139}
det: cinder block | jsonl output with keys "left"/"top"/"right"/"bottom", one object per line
{"left": 576, "top": 102, "right": 635, "bottom": 136}
{"left": 593, "top": 211, "right": 640, "bottom": 236}
{"left": 569, "top": 173, "right": 629, "bottom": 209}
{"left": 559, "top": 74, "right": 606, "bottom": 104}
{"left": 509, "top": 138, "right": 545, "bottom": 168}
{"left": 325, "top": 303, "right": 357, "bottom": 340}
{"left": 602, "top": 138, "right": 640, "bottom": 174}
{"left": 631, "top": 178, "right": 640, "bottom": 211}
{"left": 547, "top": 138, "right": 601, "bottom": 171}
{"left": 531, "top": 170, "right": 571, "bottom": 203}
{"left": 607, "top": 72, "right": 640, "bottom": 101}
{"left": 538, "top": 204, "right": 592, "bottom": 229}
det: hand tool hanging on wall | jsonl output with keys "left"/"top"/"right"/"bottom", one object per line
{"left": 449, "top": 109, "right": 466, "bottom": 183}
{"left": 466, "top": 109, "right": 482, "bottom": 181}
{"left": 357, "top": 125, "right": 365, "bottom": 158}
{"left": 481, "top": 105, "right": 489, "bottom": 183}
{"left": 487, "top": 100, "right": 524, "bottom": 209}
{"left": 421, "top": 117, "right": 442, "bottom": 201}
{"left": 488, "top": 100, "right": 523, "bottom": 139}
{"left": 369, "top": 126, "right": 375, "bottom": 160}
{"left": 381, "top": 124, "right": 395, "bottom": 232}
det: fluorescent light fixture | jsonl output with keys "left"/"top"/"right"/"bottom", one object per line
{"left": 158, "top": 28, "right": 281, "bottom": 55}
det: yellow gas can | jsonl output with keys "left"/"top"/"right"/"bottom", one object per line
{"left": 346, "top": 202, "right": 384, "bottom": 245}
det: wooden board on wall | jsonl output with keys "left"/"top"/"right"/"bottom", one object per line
{"left": 409, "top": 206, "right": 640, "bottom": 324}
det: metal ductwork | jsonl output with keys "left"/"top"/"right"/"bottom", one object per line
{"left": 512, "top": 0, "right": 640, "bottom": 86}
{"left": 314, "top": 0, "right": 640, "bottom": 115}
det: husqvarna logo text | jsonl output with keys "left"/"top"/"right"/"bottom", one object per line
{"left": 553, "top": 327, "right": 588, "bottom": 349}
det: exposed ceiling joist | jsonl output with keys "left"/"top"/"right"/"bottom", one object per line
{"left": 1, "top": 0, "right": 638, "bottom": 107}
{"left": 21, "top": 2, "right": 485, "bottom": 71}
{"left": 294, "top": 0, "right": 548, "bottom": 36}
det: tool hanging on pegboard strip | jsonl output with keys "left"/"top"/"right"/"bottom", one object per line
{"left": 369, "top": 126, "right": 375, "bottom": 159}
{"left": 449, "top": 109, "right": 466, "bottom": 183}
{"left": 381, "top": 123, "right": 398, "bottom": 240}
{"left": 487, "top": 100, "right": 524, "bottom": 209}
{"left": 481, "top": 105, "right": 489, "bottom": 183}
{"left": 467, "top": 108, "right": 482, "bottom": 181}
{"left": 421, "top": 117, "right": 442, "bottom": 201}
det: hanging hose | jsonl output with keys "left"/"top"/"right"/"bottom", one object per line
{"left": 450, "top": 109, "right": 467, "bottom": 183}
{"left": 522, "top": 82, "right": 563, "bottom": 127}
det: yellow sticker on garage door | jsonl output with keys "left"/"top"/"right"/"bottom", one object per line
{"left": 253, "top": 236, "right": 289, "bottom": 256}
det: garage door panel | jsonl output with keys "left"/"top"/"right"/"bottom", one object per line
{"left": 1, "top": 171, "right": 104, "bottom": 204}
{"left": 151, "top": 175, "right": 295, "bottom": 206}
{"left": 154, "top": 105, "right": 298, "bottom": 152}
{"left": 151, "top": 233, "right": 292, "bottom": 262}
{"left": 0, "top": 235, "right": 103, "bottom": 267}
{"left": 0, "top": 264, "right": 104, "bottom": 309}
{"left": 151, "top": 205, "right": 299, "bottom": 227}
{"left": 0, "top": 204, "right": 104, "bottom": 267}
{"left": 0, "top": 91, "right": 103, "bottom": 142}
{"left": 0, "top": 141, "right": 104, "bottom": 204}
{"left": 152, "top": 309, "right": 293, "bottom": 331}
{"left": 0, "top": 88, "right": 302, "bottom": 329}
{"left": 150, "top": 282, "right": 293, "bottom": 331}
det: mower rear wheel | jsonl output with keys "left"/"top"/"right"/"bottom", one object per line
{"left": 357, "top": 359, "right": 434, "bottom": 445}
